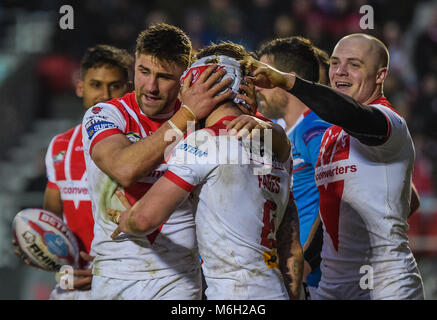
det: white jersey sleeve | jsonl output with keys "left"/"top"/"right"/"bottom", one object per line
{"left": 45, "top": 135, "right": 57, "bottom": 186}
{"left": 165, "top": 130, "right": 218, "bottom": 190}
{"left": 82, "top": 103, "right": 127, "bottom": 157}
{"left": 373, "top": 104, "right": 413, "bottom": 155}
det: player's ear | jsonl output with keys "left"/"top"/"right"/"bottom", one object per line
{"left": 75, "top": 79, "right": 84, "bottom": 98}
{"left": 376, "top": 67, "right": 388, "bottom": 85}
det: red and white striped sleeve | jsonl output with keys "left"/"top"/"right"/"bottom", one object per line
{"left": 82, "top": 103, "right": 126, "bottom": 156}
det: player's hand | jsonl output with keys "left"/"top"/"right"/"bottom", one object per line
{"left": 236, "top": 77, "right": 257, "bottom": 116}
{"left": 225, "top": 115, "right": 272, "bottom": 140}
{"left": 70, "top": 251, "right": 95, "bottom": 291}
{"left": 180, "top": 65, "right": 234, "bottom": 120}
{"left": 12, "top": 239, "right": 40, "bottom": 269}
{"left": 107, "top": 189, "right": 132, "bottom": 239}
{"left": 244, "top": 56, "right": 296, "bottom": 91}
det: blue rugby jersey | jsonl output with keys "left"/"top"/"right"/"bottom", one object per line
{"left": 288, "top": 110, "right": 331, "bottom": 287}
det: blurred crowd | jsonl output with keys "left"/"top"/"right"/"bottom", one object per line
{"left": 1, "top": 0, "right": 436, "bottom": 230}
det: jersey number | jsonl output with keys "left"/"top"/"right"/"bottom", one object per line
{"left": 261, "top": 200, "right": 277, "bottom": 249}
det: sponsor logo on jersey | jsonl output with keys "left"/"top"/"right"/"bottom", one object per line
{"left": 53, "top": 151, "right": 65, "bottom": 163}
{"left": 177, "top": 143, "right": 208, "bottom": 158}
{"left": 315, "top": 164, "right": 357, "bottom": 181}
{"left": 86, "top": 121, "right": 117, "bottom": 139}
{"left": 61, "top": 186, "right": 88, "bottom": 196}
{"left": 85, "top": 119, "right": 98, "bottom": 130}
{"left": 126, "top": 132, "right": 141, "bottom": 143}
{"left": 263, "top": 249, "right": 279, "bottom": 269}
{"left": 302, "top": 126, "right": 328, "bottom": 146}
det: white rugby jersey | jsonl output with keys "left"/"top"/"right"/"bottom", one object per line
{"left": 315, "top": 97, "right": 419, "bottom": 284}
{"left": 164, "top": 116, "right": 292, "bottom": 299}
{"left": 82, "top": 92, "right": 199, "bottom": 280}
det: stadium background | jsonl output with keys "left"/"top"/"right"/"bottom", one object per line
{"left": 0, "top": 0, "right": 435, "bottom": 299}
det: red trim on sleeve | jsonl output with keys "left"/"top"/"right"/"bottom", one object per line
{"left": 89, "top": 128, "right": 123, "bottom": 155}
{"left": 46, "top": 181, "right": 59, "bottom": 190}
{"left": 163, "top": 171, "right": 195, "bottom": 192}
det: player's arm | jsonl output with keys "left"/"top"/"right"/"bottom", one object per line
{"left": 111, "top": 176, "right": 190, "bottom": 237}
{"left": 409, "top": 183, "right": 420, "bottom": 218}
{"left": 91, "top": 66, "right": 233, "bottom": 187}
{"left": 300, "top": 123, "right": 328, "bottom": 277}
{"left": 225, "top": 115, "right": 291, "bottom": 162}
{"left": 302, "top": 215, "right": 323, "bottom": 277}
{"left": 277, "top": 197, "right": 304, "bottom": 300}
{"left": 246, "top": 57, "right": 389, "bottom": 146}
{"left": 43, "top": 187, "right": 63, "bottom": 218}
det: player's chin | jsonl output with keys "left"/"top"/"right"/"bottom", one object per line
{"left": 140, "top": 102, "right": 167, "bottom": 117}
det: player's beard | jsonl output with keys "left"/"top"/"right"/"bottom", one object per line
{"left": 135, "top": 91, "right": 169, "bottom": 116}
{"left": 256, "top": 92, "right": 283, "bottom": 119}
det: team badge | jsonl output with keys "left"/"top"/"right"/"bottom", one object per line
{"left": 53, "top": 151, "right": 65, "bottom": 163}
{"left": 92, "top": 106, "right": 102, "bottom": 114}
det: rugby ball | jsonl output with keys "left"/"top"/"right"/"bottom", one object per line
{"left": 12, "top": 208, "right": 79, "bottom": 271}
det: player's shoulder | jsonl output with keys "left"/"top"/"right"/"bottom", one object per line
{"left": 85, "top": 92, "right": 134, "bottom": 117}
{"left": 295, "top": 116, "right": 330, "bottom": 147}
{"left": 370, "top": 97, "right": 403, "bottom": 119}
{"left": 106, "top": 91, "right": 135, "bottom": 109}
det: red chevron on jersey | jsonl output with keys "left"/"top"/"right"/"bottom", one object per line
{"left": 45, "top": 124, "right": 94, "bottom": 257}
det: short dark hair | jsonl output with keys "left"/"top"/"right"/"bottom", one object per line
{"left": 314, "top": 47, "right": 330, "bottom": 70}
{"left": 257, "top": 36, "right": 319, "bottom": 82}
{"left": 314, "top": 46, "right": 330, "bottom": 85}
{"left": 136, "top": 23, "right": 192, "bottom": 68}
{"left": 195, "top": 41, "right": 250, "bottom": 75}
{"left": 80, "top": 44, "right": 133, "bottom": 80}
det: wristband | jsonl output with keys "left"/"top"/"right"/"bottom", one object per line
{"left": 168, "top": 106, "right": 197, "bottom": 133}
{"left": 182, "top": 104, "right": 197, "bottom": 120}
{"left": 168, "top": 120, "right": 184, "bottom": 137}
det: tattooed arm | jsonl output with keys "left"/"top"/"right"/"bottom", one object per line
{"left": 277, "top": 197, "right": 304, "bottom": 300}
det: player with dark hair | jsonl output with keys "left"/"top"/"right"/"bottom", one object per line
{"left": 255, "top": 36, "right": 330, "bottom": 299}
{"left": 108, "top": 41, "right": 303, "bottom": 300}
{"left": 313, "top": 47, "right": 330, "bottom": 86}
{"left": 245, "top": 33, "right": 424, "bottom": 299}
{"left": 14, "top": 44, "right": 133, "bottom": 299}
{"left": 82, "top": 24, "right": 234, "bottom": 300}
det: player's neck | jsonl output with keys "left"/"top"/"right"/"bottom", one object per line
{"left": 283, "top": 98, "right": 307, "bottom": 131}
{"left": 362, "top": 87, "right": 384, "bottom": 105}
{"left": 205, "top": 102, "right": 242, "bottom": 127}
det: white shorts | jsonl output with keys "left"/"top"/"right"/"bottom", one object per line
{"left": 91, "top": 269, "right": 202, "bottom": 300}
{"left": 49, "top": 284, "right": 92, "bottom": 300}
{"left": 315, "top": 271, "right": 425, "bottom": 300}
